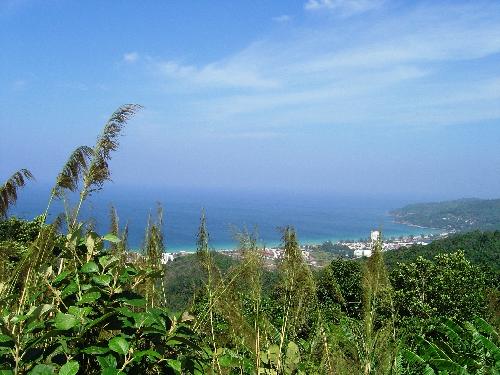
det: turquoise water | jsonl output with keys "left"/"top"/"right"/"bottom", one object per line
{"left": 10, "top": 185, "right": 438, "bottom": 251}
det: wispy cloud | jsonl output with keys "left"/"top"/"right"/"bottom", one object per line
{"left": 304, "top": 0, "right": 384, "bottom": 16}
{"left": 123, "top": 52, "right": 139, "bottom": 63}
{"left": 143, "top": 1, "right": 500, "bottom": 130}
{"left": 157, "top": 50, "right": 279, "bottom": 89}
{"left": 208, "top": 130, "right": 281, "bottom": 140}
{"left": 12, "top": 79, "right": 27, "bottom": 91}
{"left": 272, "top": 14, "right": 292, "bottom": 23}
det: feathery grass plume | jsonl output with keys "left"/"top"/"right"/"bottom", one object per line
{"left": 109, "top": 206, "right": 129, "bottom": 267}
{"left": 54, "top": 145, "right": 94, "bottom": 196}
{"left": 85, "top": 104, "right": 142, "bottom": 194}
{"left": 71, "top": 104, "right": 141, "bottom": 228}
{"left": 196, "top": 209, "right": 211, "bottom": 269}
{"left": 207, "top": 227, "right": 267, "bottom": 369}
{"left": 4, "top": 218, "right": 61, "bottom": 313}
{"left": 39, "top": 145, "right": 94, "bottom": 228}
{"left": 234, "top": 229, "right": 265, "bottom": 360}
{"left": 194, "top": 210, "right": 223, "bottom": 373}
{"left": 141, "top": 204, "right": 166, "bottom": 308}
{"left": 121, "top": 222, "right": 129, "bottom": 253}
{"left": 109, "top": 205, "right": 119, "bottom": 254}
{"left": 333, "top": 233, "right": 397, "bottom": 375}
{"left": 275, "top": 226, "right": 316, "bottom": 372}
{"left": 0, "top": 169, "right": 34, "bottom": 218}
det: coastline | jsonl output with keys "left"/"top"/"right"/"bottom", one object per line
{"left": 160, "top": 222, "right": 442, "bottom": 253}
{"left": 391, "top": 219, "right": 442, "bottom": 231}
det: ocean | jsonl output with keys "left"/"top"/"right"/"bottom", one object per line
{"left": 9, "top": 185, "right": 436, "bottom": 251}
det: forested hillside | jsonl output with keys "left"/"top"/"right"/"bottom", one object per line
{"left": 391, "top": 198, "right": 500, "bottom": 231}
{"left": 384, "top": 230, "right": 500, "bottom": 273}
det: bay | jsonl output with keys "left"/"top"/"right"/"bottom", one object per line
{"left": 9, "top": 185, "right": 437, "bottom": 251}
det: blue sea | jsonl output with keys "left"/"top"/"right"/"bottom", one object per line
{"left": 9, "top": 185, "right": 437, "bottom": 251}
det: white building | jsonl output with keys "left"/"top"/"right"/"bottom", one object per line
{"left": 370, "top": 230, "right": 380, "bottom": 243}
{"left": 161, "top": 252, "right": 174, "bottom": 264}
{"left": 354, "top": 249, "right": 372, "bottom": 257}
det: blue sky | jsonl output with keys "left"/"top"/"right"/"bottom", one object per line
{"left": 1, "top": 0, "right": 500, "bottom": 198}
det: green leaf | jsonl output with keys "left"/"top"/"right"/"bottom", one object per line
{"left": 109, "top": 336, "right": 129, "bottom": 355}
{"left": 103, "top": 233, "right": 121, "bottom": 243}
{"left": 92, "top": 274, "right": 112, "bottom": 287}
{"left": 68, "top": 306, "right": 92, "bottom": 318}
{"left": 97, "top": 354, "right": 117, "bottom": 369}
{"left": 61, "top": 281, "right": 78, "bottom": 298}
{"left": 118, "top": 296, "right": 146, "bottom": 307}
{"left": 52, "top": 271, "right": 70, "bottom": 285}
{"left": 0, "top": 334, "right": 13, "bottom": 344}
{"left": 285, "top": 341, "right": 300, "bottom": 374}
{"left": 167, "top": 359, "right": 182, "bottom": 374}
{"left": 219, "top": 354, "right": 238, "bottom": 368}
{"left": 402, "top": 349, "right": 427, "bottom": 365}
{"left": 429, "top": 359, "right": 468, "bottom": 374}
{"left": 81, "top": 261, "right": 99, "bottom": 273}
{"left": 82, "top": 346, "right": 109, "bottom": 355}
{"left": 101, "top": 369, "right": 119, "bottom": 375}
{"left": 267, "top": 344, "right": 280, "bottom": 365}
{"left": 77, "top": 291, "right": 101, "bottom": 305}
{"left": 54, "top": 312, "right": 78, "bottom": 330}
{"left": 28, "top": 364, "right": 55, "bottom": 375}
{"left": 99, "top": 255, "right": 118, "bottom": 269}
{"left": 476, "top": 334, "right": 500, "bottom": 361}
{"left": 58, "top": 361, "right": 79, "bottom": 375}
{"left": 27, "top": 304, "right": 53, "bottom": 321}
{"left": 115, "top": 307, "right": 136, "bottom": 318}
{"left": 132, "top": 349, "right": 162, "bottom": 362}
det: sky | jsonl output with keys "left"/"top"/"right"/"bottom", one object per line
{"left": 1, "top": 0, "right": 500, "bottom": 199}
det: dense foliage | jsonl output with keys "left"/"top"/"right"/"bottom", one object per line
{"left": 163, "top": 253, "right": 239, "bottom": 313}
{"left": 384, "top": 230, "right": 500, "bottom": 273}
{"left": 317, "top": 241, "right": 353, "bottom": 258}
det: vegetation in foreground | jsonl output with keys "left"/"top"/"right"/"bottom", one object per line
{"left": 0, "top": 105, "right": 498, "bottom": 374}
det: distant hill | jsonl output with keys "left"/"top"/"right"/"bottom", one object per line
{"left": 384, "top": 230, "right": 500, "bottom": 275}
{"left": 390, "top": 198, "right": 500, "bottom": 231}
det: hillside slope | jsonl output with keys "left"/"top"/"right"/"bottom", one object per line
{"left": 384, "top": 230, "right": 500, "bottom": 273}
{"left": 391, "top": 198, "right": 500, "bottom": 231}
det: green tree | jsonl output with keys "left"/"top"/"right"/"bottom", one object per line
{"left": 391, "top": 251, "right": 488, "bottom": 322}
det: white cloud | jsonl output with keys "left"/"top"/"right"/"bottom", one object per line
{"left": 272, "top": 14, "right": 292, "bottom": 23}
{"left": 12, "top": 79, "right": 27, "bottom": 91}
{"left": 123, "top": 52, "right": 139, "bottom": 63}
{"left": 304, "top": 0, "right": 384, "bottom": 15}
{"left": 157, "top": 50, "right": 279, "bottom": 89}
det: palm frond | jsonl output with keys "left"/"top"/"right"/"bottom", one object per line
{"left": 0, "top": 169, "right": 34, "bottom": 218}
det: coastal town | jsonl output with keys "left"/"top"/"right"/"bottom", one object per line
{"left": 159, "top": 229, "right": 453, "bottom": 267}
